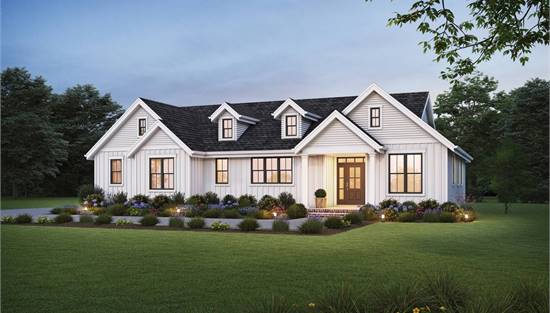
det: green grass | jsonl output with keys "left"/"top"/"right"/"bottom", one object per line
{"left": 2, "top": 202, "right": 548, "bottom": 313}
{"left": 0, "top": 197, "right": 79, "bottom": 209}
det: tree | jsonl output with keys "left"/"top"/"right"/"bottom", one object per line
{"left": 46, "top": 85, "right": 123, "bottom": 196}
{"left": 434, "top": 72, "right": 501, "bottom": 198}
{"left": 1, "top": 68, "right": 68, "bottom": 196}
{"left": 492, "top": 140, "right": 528, "bottom": 213}
{"left": 383, "top": 0, "right": 549, "bottom": 82}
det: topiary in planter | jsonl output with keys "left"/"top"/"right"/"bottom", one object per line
{"left": 314, "top": 189, "right": 327, "bottom": 208}
{"left": 314, "top": 189, "right": 327, "bottom": 198}
{"left": 238, "top": 218, "right": 259, "bottom": 231}
{"left": 272, "top": 219, "right": 289, "bottom": 232}
{"left": 54, "top": 213, "right": 73, "bottom": 224}
{"left": 188, "top": 217, "right": 205, "bottom": 229}
{"left": 324, "top": 216, "right": 345, "bottom": 229}
{"left": 299, "top": 219, "right": 323, "bottom": 234}
{"left": 15, "top": 214, "right": 32, "bottom": 224}
{"left": 169, "top": 217, "right": 184, "bottom": 228}
{"left": 140, "top": 214, "right": 159, "bottom": 226}
{"left": 343, "top": 212, "right": 363, "bottom": 225}
{"left": 286, "top": 203, "right": 308, "bottom": 219}
{"left": 95, "top": 214, "right": 113, "bottom": 225}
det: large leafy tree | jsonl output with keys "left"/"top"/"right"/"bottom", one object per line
{"left": 47, "top": 85, "right": 123, "bottom": 196}
{"left": 434, "top": 73, "right": 501, "bottom": 198}
{"left": 1, "top": 68, "right": 68, "bottom": 196}
{"left": 383, "top": 0, "right": 549, "bottom": 82}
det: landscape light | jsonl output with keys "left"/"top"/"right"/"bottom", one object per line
{"left": 176, "top": 208, "right": 181, "bottom": 214}
{"left": 464, "top": 214, "right": 469, "bottom": 220}
{"left": 381, "top": 214, "right": 385, "bottom": 220}
{"left": 273, "top": 212, "right": 278, "bottom": 217}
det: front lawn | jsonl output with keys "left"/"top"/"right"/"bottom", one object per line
{"left": 1, "top": 202, "right": 548, "bottom": 313}
{"left": 0, "top": 197, "right": 79, "bottom": 210}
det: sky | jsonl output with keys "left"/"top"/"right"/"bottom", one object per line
{"left": 2, "top": 0, "right": 548, "bottom": 108}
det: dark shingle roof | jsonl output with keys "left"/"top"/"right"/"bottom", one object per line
{"left": 141, "top": 92, "right": 428, "bottom": 152}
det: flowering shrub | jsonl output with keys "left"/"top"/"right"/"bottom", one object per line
{"left": 115, "top": 219, "right": 133, "bottom": 226}
{"left": 441, "top": 201, "right": 459, "bottom": 212}
{"left": 78, "top": 184, "right": 104, "bottom": 202}
{"left": 37, "top": 216, "right": 53, "bottom": 224}
{"left": 107, "top": 204, "right": 127, "bottom": 216}
{"left": 359, "top": 203, "right": 379, "bottom": 221}
{"left": 84, "top": 193, "right": 105, "bottom": 209}
{"left": 127, "top": 207, "right": 142, "bottom": 216}
{"left": 151, "top": 195, "right": 172, "bottom": 209}
{"left": 211, "top": 221, "right": 230, "bottom": 231}
{"left": 379, "top": 198, "right": 400, "bottom": 209}
{"left": 402, "top": 200, "right": 419, "bottom": 211}
{"left": 382, "top": 208, "right": 398, "bottom": 221}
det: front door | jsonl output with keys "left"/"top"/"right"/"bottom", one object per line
{"left": 337, "top": 157, "right": 365, "bottom": 205}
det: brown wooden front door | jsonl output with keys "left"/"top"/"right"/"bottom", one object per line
{"left": 337, "top": 157, "right": 365, "bottom": 205}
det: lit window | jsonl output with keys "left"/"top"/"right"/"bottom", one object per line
{"left": 216, "top": 158, "right": 229, "bottom": 184}
{"left": 370, "top": 107, "right": 380, "bottom": 128}
{"left": 150, "top": 158, "right": 174, "bottom": 190}
{"left": 389, "top": 154, "right": 422, "bottom": 193}
{"left": 138, "top": 118, "right": 147, "bottom": 136}
{"left": 222, "top": 118, "right": 233, "bottom": 139}
{"left": 285, "top": 115, "right": 297, "bottom": 136}
{"left": 251, "top": 157, "right": 292, "bottom": 184}
{"left": 110, "top": 159, "right": 122, "bottom": 184}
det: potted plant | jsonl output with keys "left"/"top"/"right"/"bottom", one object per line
{"left": 314, "top": 189, "right": 327, "bottom": 208}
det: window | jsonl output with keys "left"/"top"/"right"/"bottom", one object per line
{"left": 222, "top": 118, "right": 233, "bottom": 139}
{"left": 251, "top": 157, "right": 293, "bottom": 184}
{"left": 453, "top": 156, "right": 464, "bottom": 185}
{"left": 370, "top": 107, "right": 380, "bottom": 128}
{"left": 216, "top": 158, "right": 229, "bottom": 184}
{"left": 389, "top": 153, "right": 422, "bottom": 193}
{"left": 138, "top": 118, "right": 147, "bottom": 136}
{"left": 110, "top": 159, "right": 122, "bottom": 184}
{"left": 285, "top": 115, "right": 298, "bottom": 137}
{"left": 150, "top": 158, "right": 174, "bottom": 190}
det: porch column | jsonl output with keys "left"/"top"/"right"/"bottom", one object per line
{"left": 301, "top": 155, "right": 309, "bottom": 207}
{"left": 367, "top": 153, "right": 376, "bottom": 204}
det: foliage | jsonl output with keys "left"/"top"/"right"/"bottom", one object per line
{"left": 1, "top": 216, "right": 15, "bottom": 224}
{"left": 324, "top": 216, "right": 345, "bottom": 229}
{"left": 211, "top": 221, "right": 230, "bottom": 231}
{"left": 115, "top": 219, "right": 133, "bottom": 226}
{"left": 299, "top": 219, "right": 323, "bottom": 234}
{"left": 379, "top": 198, "right": 399, "bottom": 209}
{"left": 253, "top": 210, "right": 272, "bottom": 219}
{"left": 14, "top": 214, "right": 32, "bottom": 224}
{"left": 222, "top": 209, "right": 240, "bottom": 219}
{"left": 441, "top": 201, "right": 459, "bottom": 212}
{"left": 187, "top": 217, "right": 205, "bottom": 229}
{"left": 402, "top": 201, "right": 418, "bottom": 211}
{"left": 36, "top": 216, "right": 53, "bottom": 224}
{"left": 110, "top": 192, "right": 127, "bottom": 204}
{"left": 258, "top": 195, "right": 280, "bottom": 211}
{"left": 238, "top": 194, "right": 257, "bottom": 207}
{"left": 54, "top": 213, "right": 73, "bottom": 224}
{"left": 418, "top": 199, "right": 439, "bottom": 210}
{"left": 188, "top": 194, "right": 207, "bottom": 207}
{"left": 78, "top": 215, "right": 94, "bottom": 224}
{"left": 343, "top": 212, "right": 363, "bottom": 225}
{"left": 77, "top": 184, "right": 104, "bottom": 201}
{"left": 127, "top": 208, "right": 142, "bottom": 216}
{"left": 90, "top": 207, "right": 106, "bottom": 215}
{"left": 277, "top": 192, "right": 295, "bottom": 209}
{"left": 422, "top": 212, "right": 441, "bottom": 223}
{"left": 50, "top": 207, "right": 78, "bottom": 215}
{"left": 107, "top": 204, "right": 127, "bottom": 216}
{"left": 140, "top": 214, "right": 159, "bottom": 226}
{"left": 398, "top": 212, "right": 417, "bottom": 223}
{"left": 238, "top": 218, "right": 260, "bottom": 231}
{"left": 492, "top": 139, "right": 528, "bottom": 214}
{"left": 222, "top": 194, "right": 238, "bottom": 205}
{"left": 131, "top": 194, "right": 150, "bottom": 203}
{"left": 272, "top": 219, "right": 289, "bottom": 232}
{"left": 203, "top": 208, "right": 223, "bottom": 218}
{"left": 151, "top": 195, "right": 172, "bottom": 209}
{"left": 314, "top": 188, "right": 327, "bottom": 198}
{"left": 384, "top": 1, "right": 549, "bottom": 82}
{"left": 95, "top": 214, "right": 112, "bottom": 225}
{"left": 359, "top": 204, "right": 379, "bottom": 221}
{"left": 204, "top": 192, "right": 219, "bottom": 204}
{"left": 286, "top": 203, "right": 308, "bottom": 219}
{"left": 171, "top": 192, "right": 185, "bottom": 205}
{"left": 440, "top": 212, "right": 456, "bottom": 223}
{"left": 382, "top": 208, "right": 398, "bottom": 221}
{"left": 168, "top": 217, "right": 184, "bottom": 228}
{"left": 84, "top": 193, "right": 105, "bottom": 208}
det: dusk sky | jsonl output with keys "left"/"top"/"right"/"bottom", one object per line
{"left": 2, "top": 0, "right": 548, "bottom": 107}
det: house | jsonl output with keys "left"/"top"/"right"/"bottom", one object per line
{"left": 85, "top": 83, "right": 472, "bottom": 208}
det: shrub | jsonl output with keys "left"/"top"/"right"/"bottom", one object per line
{"left": 211, "top": 221, "right": 230, "bottom": 231}
{"left": 79, "top": 215, "right": 94, "bottom": 224}
{"left": 277, "top": 192, "right": 295, "bottom": 209}
{"left": 95, "top": 214, "right": 113, "bottom": 225}
{"left": 204, "top": 192, "right": 220, "bottom": 204}
{"left": 359, "top": 204, "right": 378, "bottom": 221}
{"left": 441, "top": 201, "right": 459, "bottom": 212}
{"left": 107, "top": 204, "right": 127, "bottom": 216}
{"left": 422, "top": 212, "right": 441, "bottom": 222}
{"left": 238, "top": 218, "right": 259, "bottom": 231}
{"left": 168, "top": 217, "right": 184, "bottom": 228}
{"left": 51, "top": 207, "right": 78, "bottom": 215}
{"left": 188, "top": 217, "right": 205, "bottom": 229}
{"left": 14, "top": 214, "right": 32, "bottom": 224}
{"left": 1, "top": 216, "right": 15, "bottom": 224}
{"left": 222, "top": 194, "right": 238, "bottom": 205}
{"left": 203, "top": 208, "right": 223, "bottom": 218}
{"left": 131, "top": 194, "right": 150, "bottom": 203}
{"left": 222, "top": 209, "right": 240, "bottom": 218}
{"left": 440, "top": 212, "right": 457, "bottom": 223}
{"left": 238, "top": 194, "right": 257, "bottom": 207}
{"left": 253, "top": 210, "right": 272, "bottom": 219}
{"left": 171, "top": 192, "right": 186, "bottom": 205}
{"left": 343, "top": 212, "right": 363, "bottom": 225}
{"left": 36, "top": 216, "right": 52, "bottom": 224}
{"left": 140, "top": 214, "right": 159, "bottom": 226}
{"left": 54, "top": 213, "right": 73, "bottom": 224}
{"left": 272, "top": 219, "right": 289, "bottom": 232}
{"left": 188, "top": 194, "right": 207, "bottom": 207}
{"left": 324, "top": 216, "right": 345, "bottom": 229}
{"left": 127, "top": 207, "right": 142, "bottom": 216}
{"left": 110, "top": 192, "right": 127, "bottom": 204}
{"left": 299, "top": 219, "right": 323, "bottom": 234}
{"left": 379, "top": 198, "right": 400, "bottom": 209}
{"left": 84, "top": 193, "right": 105, "bottom": 207}
{"left": 258, "top": 195, "right": 279, "bottom": 211}
{"left": 314, "top": 188, "right": 327, "bottom": 198}
{"left": 50, "top": 207, "right": 63, "bottom": 214}
{"left": 418, "top": 198, "right": 439, "bottom": 210}
{"left": 286, "top": 203, "right": 308, "bottom": 219}
{"left": 397, "top": 212, "right": 417, "bottom": 222}
{"left": 402, "top": 200, "right": 418, "bottom": 211}
{"left": 90, "top": 207, "right": 106, "bottom": 215}
{"left": 78, "top": 184, "right": 104, "bottom": 201}
{"left": 382, "top": 208, "right": 398, "bottom": 221}
{"left": 115, "top": 219, "right": 133, "bottom": 226}
{"left": 151, "top": 195, "right": 172, "bottom": 209}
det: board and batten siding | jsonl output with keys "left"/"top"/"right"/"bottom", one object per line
{"left": 103, "top": 107, "right": 157, "bottom": 150}
{"left": 447, "top": 151, "right": 466, "bottom": 203}
{"left": 347, "top": 92, "right": 435, "bottom": 143}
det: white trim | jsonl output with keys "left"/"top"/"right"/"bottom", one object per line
{"left": 271, "top": 98, "right": 320, "bottom": 121}
{"left": 146, "top": 154, "right": 177, "bottom": 193}
{"left": 85, "top": 98, "right": 161, "bottom": 160}
{"left": 193, "top": 149, "right": 295, "bottom": 158}
{"left": 367, "top": 105, "right": 382, "bottom": 130}
{"left": 219, "top": 117, "right": 236, "bottom": 141}
{"left": 136, "top": 116, "right": 148, "bottom": 138}
{"left": 108, "top": 156, "right": 124, "bottom": 187}
{"left": 293, "top": 110, "right": 384, "bottom": 153}
{"left": 208, "top": 102, "right": 259, "bottom": 124}
{"left": 282, "top": 113, "right": 300, "bottom": 139}
{"left": 127, "top": 122, "right": 193, "bottom": 158}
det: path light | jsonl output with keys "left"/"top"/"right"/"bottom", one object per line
{"left": 464, "top": 214, "right": 469, "bottom": 221}
{"left": 381, "top": 214, "right": 385, "bottom": 221}
{"left": 273, "top": 212, "right": 278, "bottom": 217}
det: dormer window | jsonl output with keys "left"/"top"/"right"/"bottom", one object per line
{"left": 370, "top": 107, "right": 380, "bottom": 128}
{"left": 222, "top": 118, "right": 233, "bottom": 139}
{"left": 138, "top": 118, "right": 147, "bottom": 136}
{"left": 285, "top": 115, "right": 298, "bottom": 137}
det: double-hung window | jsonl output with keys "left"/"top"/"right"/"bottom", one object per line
{"left": 150, "top": 158, "right": 174, "bottom": 190}
{"left": 216, "top": 158, "right": 229, "bottom": 184}
{"left": 138, "top": 118, "right": 147, "bottom": 136}
{"left": 370, "top": 107, "right": 380, "bottom": 128}
{"left": 251, "top": 157, "right": 293, "bottom": 184}
{"left": 110, "top": 159, "right": 122, "bottom": 184}
{"left": 222, "top": 118, "right": 233, "bottom": 139}
{"left": 389, "top": 153, "right": 422, "bottom": 193}
{"left": 285, "top": 115, "right": 298, "bottom": 137}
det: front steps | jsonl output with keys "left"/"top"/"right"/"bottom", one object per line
{"left": 307, "top": 207, "right": 360, "bottom": 218}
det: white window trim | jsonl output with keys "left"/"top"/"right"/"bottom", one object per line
{"left": 137, "top": 116, "right": 148, "bottom": 137}
{"left": 367, "top": 105, "right": 382, "bottom": 130}
{"left": 146, "top": 154, "right": 177, "bottom": 193}
{"left": 219, "top": 117, "right": 236, "bottom": 141}
{"left": 282, "top": 113, "right": 300, "bottom": 139}
{"left": 384, "top": 150, "right": 425, "bottom": 197}
{"left": 108, "top": 156, "right": 124, "bottom": 187}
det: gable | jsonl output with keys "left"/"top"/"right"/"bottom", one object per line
{"left": 103, "top": 107, "right": 157, "bottom": 150}
{"left": 142, "top": 127, "right": 179, "bottom": 149}
{"left": 347, "top": 92, "right": 435, "bottom": 143}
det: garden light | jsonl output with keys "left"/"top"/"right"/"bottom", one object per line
{"left": 176, "top": 208, "right": 181, "bottom": 214}
{"left": 464, "top": 214, "right": 469, "bottom": 220}
{"left": 273, "top": 212, "right": 278, "bottom": 217}
{"left": 381, "top": 214, "right": 385, "bottom": 220}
